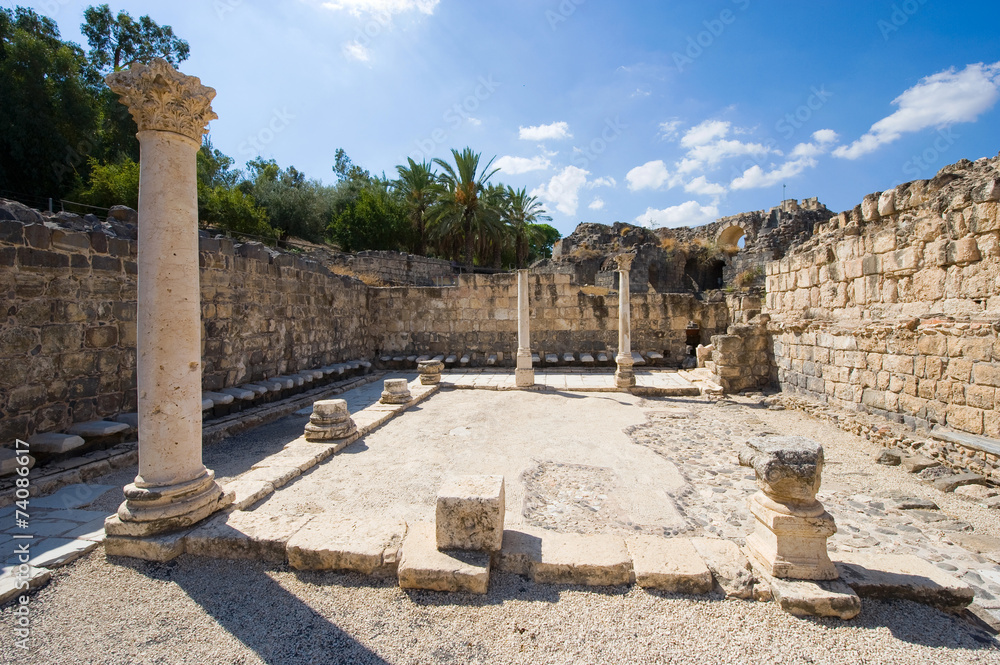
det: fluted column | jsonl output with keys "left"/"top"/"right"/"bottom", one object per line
{"left": 614, "top": 253, "right": 636, "bottom": 389}
{"left": 103, "top": 59, "right": 232, "bottom": 538}
{"left": 515, "top": 269, "right": 534, "bottom": 387}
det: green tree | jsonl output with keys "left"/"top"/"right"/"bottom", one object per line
{"left": 243, "top": 158, "right": 331, "bottom": 242}
{"left": 395, "top": 158, "right": 437, "bottom": 256}
{"left": 0, "top": 7, "right": 100, "bottom": 198}
{"left": 432, "top": 147, "right": 499, "bottom": 271}
{"left": 329, "top": 180, "right": 408, "bottom": 252}
{"left": 195, "top": 140, "right": 275, "bottom": 238}
{"left": 73, "top": 156, "right": 139, "bottom": 209}
{"left": 503, "top": 187, "right": 551, "bottom": 268}
{"left": 527, "top": 222, "right": 560, "bottom": 263}
{"left": 81, "top": 4, "right": 189, "bottom": 73}
{"left": 82, "top": 5, "right": 191, "bottom": 164}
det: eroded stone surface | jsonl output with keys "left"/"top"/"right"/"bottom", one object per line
{"left": 691, "top": 537, "right": 755, "bottom": 599}
{"left": 757, "top": 565, "right": 862, "bottom": 620}
{"left": 185, "top": 510, "right": 314, "bottom": 562}
{"left": 836, "top": 552, "right": 975, "bottom": 611}
{"left": 532, "top": 531, "right": 632, "bottom": 586}
{"left": 287, "top": 517, "right": 406, "bottom": 576}
{"left": 627, "top": 536, "right": 713, "bottom": 594}
{"left": 436, "top": 475, "right": 505, "bottom": 551}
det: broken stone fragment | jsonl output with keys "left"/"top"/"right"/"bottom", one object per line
{"left": 435, "top": 475, "right": 505, "bottom": 551}
{"left": 739, "top": 436, "right": 824, "bottom": 505}
{"left": 418, "top": 359, "right": 444, "bottom": 385}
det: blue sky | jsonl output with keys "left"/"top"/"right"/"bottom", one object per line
{"left": 15, "top": 0, "right": 1000, "bottom": 237}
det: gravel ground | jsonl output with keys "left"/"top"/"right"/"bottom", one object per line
{"left": 4, "top": 389, "right": 1000, "bottom": 664}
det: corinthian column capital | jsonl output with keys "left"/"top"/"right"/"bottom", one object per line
{"left": 105, "top": 58, "right": 218, "bottom": 142}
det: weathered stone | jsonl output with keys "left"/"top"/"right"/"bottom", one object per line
{"left": 304, "top": 399, "right": 357, "bottom": 442}
{"left": 27, "top": 433, "right": 86, "bottom": 456}
{"left": 757, "top": 564, "right": 861, "bottom": 620}
{"left": 398, "top": 522, "right": 490, "bottom": 594}
{"left": 627, "top": 536, "right": 713, "bottom": 594}
{"left": 436, "top": 475, "right": 505, "bottom": 551}
{"left": 933, "top": 472, "right": 989, "bottom": 493}
{"left": 287, "top": 517, "right": 406, "bottom": 576}
{"left": 65, "top": 420, "right": 129, "bottom": 439}
{"left": 185, "top": 510, "right": 314, "bottom": 562}
{"left": 531, "top": 532, "right": 632, "bottom": 586}
{"left": 418, "top": 359, "right": 444, "bottom": 385}
{"left": 901, "top": 455, "right": 939, "bottom": 474}
{"left": 222, "top": 479, "right": 275, "bottom": 511}
{"left": 104, "top": 529, "right": 187, "bottom": 562}
{"left": 0, "top": 566, "right": 51, "bottom": 605}
{"left": 874, "top": 448, "right": 904, "bottom": 466}
{"left": 380, "top": 378, "right": 412, "bottom": 404}
{"left": 690, "top": 537, "right": 755, "bottom": 599}
{"left": 836, "top": 552, "right": 974, "bottom": 611}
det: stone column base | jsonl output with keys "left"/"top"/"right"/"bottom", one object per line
{"left": 745, "top": 492, "right": 838, "bottom": 580}
{"left": 615, "top": 354, "right": 635, "bottom": 388}
{"left": 105, "top": 469, "right": 233, "bottom": 538}
{"left": 515, "top": 350, "right": 534, "bottom": 387}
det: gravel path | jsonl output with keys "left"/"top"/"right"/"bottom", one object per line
{"left": 4, "top": 389, "right": 1000, "bottom": 663}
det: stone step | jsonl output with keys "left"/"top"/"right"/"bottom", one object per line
{"left": 836, "top": 552, "right": 974, "bottom": 611}
{"left": 626, "top": 536, "right": 713, "bottom": 594}
{"left": 631, "top": 352, "right": 646, "bottom": 365}
{"left": 287, "top": 517, "right": 406, "bottom": 576}
{"left": 597, "top": 353, "right": 609, "bottom": 363}
{"left": 498, "top": 528, "right": 632, "bottom": 586}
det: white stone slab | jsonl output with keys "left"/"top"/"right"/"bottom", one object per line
{"left": 627, "top": 536, "right": 713, "bottom": 594}
{"left": 31, "top": 484, "right": 116, "bottom": 510}
{"left": 0, "top": 566, "right": 51, "bottom": 605}
{"left": 398, "top": 522, "right": 489, "bottom": 594}
{"left": 65, "top": 421, "right": 129, "bottom": 438}
{"left": 202, "top": 391, "right": 234, "bottom": 405}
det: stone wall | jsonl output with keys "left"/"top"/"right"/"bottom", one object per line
{"left": 321, "top": 250, "right": 456, "bottom": 286}
{"left": 0, "top": 218, "right": 373, "bottom": 443}
{"left": 373, "top": 273, "right": 730, "bottom": 365}
{"left": 766, "top": 156, "right": 1000, "bottom": 440}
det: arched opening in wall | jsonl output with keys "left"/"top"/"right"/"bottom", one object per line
{"left": 685, "top": 322, "right": 701, "bottom": 352}
{"left": 717, "top": 225, "right": 746, "bottom": 253}
{"left": 706, "top": 259, "right": 725, "bottom": 289}
{"left": 683, "top": 258, "right": 700, "bottom": 291}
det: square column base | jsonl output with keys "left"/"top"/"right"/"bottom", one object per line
{"left": 746, "top": 492, "right": 838, "bottom": 580}
{"left": 516, "top": 350, "right": 534, "bottom": 387}
{"left": 615, "top": 354, "right": 635, "bottom": 388}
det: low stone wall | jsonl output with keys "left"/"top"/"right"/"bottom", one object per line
{"left": 373, "top": 273, "right": 729, "bottom": 365}
{"left": 0, "top": 220, "right": 374, "bottom": 443}
{"left": 710, "top": 320, "right": 774, "bottom": 393}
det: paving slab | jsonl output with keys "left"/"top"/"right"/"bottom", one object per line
{"left": 104, "top": 529, "right": 187, "bottom": 562}
{"left": 531, "top": 531, "right": 632, "bottom": 586}
{"left": 627, "top": 536, "right": 713, "bottom": 594}
{"left": 185, "top": 510, "right": 315, "bottom": 562}
{"left": 287, "top": 516, "right": 407, "bottom": 576}
{"left": 30, "top": 484, "right": 116, "bottom": 510}
{"left": 0, "top": 565, "right": 51, "bottom": 605}
{"left": 398, "top": 522, "right": 490, "bottom": 594}
{"left": 754, "top": 563, "right": 862, "bottom": 620}
{"left": 836, "top": 552, "right": 975, "bottom": 611}
{"left": 26, "top": 433, "right": 86, "bottom": 456}
{"left": 691, "top": 537, "right": 755, "bottom": 599}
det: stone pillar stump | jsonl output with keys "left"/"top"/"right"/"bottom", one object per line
{"left": 515, "top": 269, "right": 534, "bottom": 387}
{"left": 304, "top": 399, "right": 357, "bottom": 442}
{"left": 739, "top": 436, "right": 838, "bottom": 580}
{"left": 418, "top": 360, "right": 444, "bottom": 385}
{"left": 381, "top": 378, "right": 412, "bottom": 404}
{"left": 614, "top": 253, "right": 636, "bottom": 389}
{"left": 103, "top": 59, "right": 232, "bottom": 538}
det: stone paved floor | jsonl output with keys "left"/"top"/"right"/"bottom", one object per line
{"left": 6, "top": 372, "right": 1000, "bottom": 625}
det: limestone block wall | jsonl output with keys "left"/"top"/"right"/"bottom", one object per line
{"left": 766, "top": 157, "right": 1000, "bottom": 441}
{"left": 710, "top": 320, "right": 774, "bottom": 393}
{"left": 0, "top": 221, "right": 374, "bottom": 442}
{"left": 372, "top": 273, "right": 729, "bottom": 364}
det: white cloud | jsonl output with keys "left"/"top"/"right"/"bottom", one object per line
{"left": 683, "top": 175, "right": 726, "bottom": 198}
{"left": 321, "top": 0, "right": 439, "bottom": 16}
{"left": 683, "top": 139, "right": 776, "bottom": 170}
{"left": 531, "top": 166, "right": 589, "bottom": 216}
{"left": 680, "top": 120, "right": 730, "bottom": 148}
{"left": 626, "top": 160, "right": 671, "bottom": 191}
{"left": 589, "top": 198, "right": 605, "bottom": 211}
{"left": 466, "top": 117, "right": 482, "bottom": 127}
{"left": 342, "top": 41, "right": 371, "bottom": 62}
{"left": 636, "top": 201, "right": 719, "bottom": 229}
{"left": 658, "top": 119, "right": 682, "bottom": 140}
{"left": 519, "top": 122, "right": 573, "bottom": 141}
{"left": 730, "top": 157, "right": 817, "bottom": 190}
{"left": 494, "top": 155, "right": 551, "bottom": 175}
{"left": 834, "top": 61, "right": 1000, "bottom": 160}
{"left": 587, "top": 176, "right": 617, "bottom": 189}
{"left": 812, "top": 129, "right": 839, "bottom": 145}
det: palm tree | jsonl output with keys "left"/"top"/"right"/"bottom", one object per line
{"left": 395, "top": 158, "right": 437, "bottom": 255}
{"left": 432, "top": 147, "right": 499, "bottom": 271}
{"left": 504, "top": 187, "right": 551, "bottom": 268}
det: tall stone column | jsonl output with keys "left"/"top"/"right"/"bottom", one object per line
{"left": 104, "top": 60, "right": 232, "bottom": 538}
{"left": 614, "top": 253, "right": 636, "bottom": 388}
{"left": 515, "top": 269, "right": 534, "bottom": 387}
